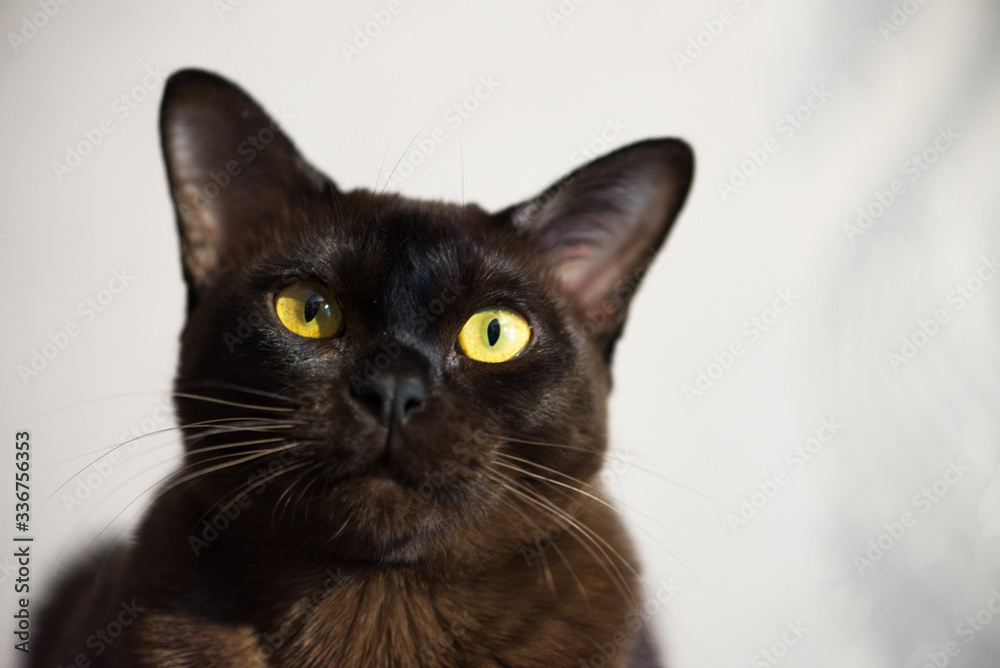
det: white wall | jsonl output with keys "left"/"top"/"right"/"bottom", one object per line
{"left": 1, "top": 1, "right": 998, "bottom": 666}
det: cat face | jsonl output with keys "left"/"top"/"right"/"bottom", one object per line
{"left": 160, "top": 70, "right": 692, "bottom": 565}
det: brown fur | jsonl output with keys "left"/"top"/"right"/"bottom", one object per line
{"left": 35, "top": 70, "right": 693, "bottom": 667}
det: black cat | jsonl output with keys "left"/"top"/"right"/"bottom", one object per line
{"left": 35, "top": 69, "right": 693, "bottom": 667}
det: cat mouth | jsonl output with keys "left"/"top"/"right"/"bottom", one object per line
{"left": 366, "top": 457, "right": 406, "bottom": 488}
{"left": 358, "top": 428, "right": 432, "bottom": 489}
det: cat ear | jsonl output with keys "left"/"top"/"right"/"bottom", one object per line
{"left": 503, "top": 139, "right": 693, "bottom": 354}
{"left": 159, "top": 69, "right": 332, "bottom": 299}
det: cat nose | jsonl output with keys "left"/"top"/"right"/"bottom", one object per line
{"left": 349, "top": 347, "right": 429, "bottom": 429}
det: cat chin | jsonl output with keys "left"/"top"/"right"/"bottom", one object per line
{"left": 289, "top": 473, "right": 466, "bottom": 557}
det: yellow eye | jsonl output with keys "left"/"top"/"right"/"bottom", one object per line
{"left": 458, "top": 307, "right": 531, "bottom": 363}
{"left": 275, "top": 281, "right": 342, "bottom": 339}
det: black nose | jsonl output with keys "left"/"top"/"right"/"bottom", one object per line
{"left": 350, "top": 346, "right": 429, "bottom": 428}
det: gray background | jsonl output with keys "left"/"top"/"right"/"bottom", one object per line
{"left": 2, "top": 1, "right": 999, "bottom": 666}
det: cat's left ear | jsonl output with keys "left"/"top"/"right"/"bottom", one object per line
{"left": 502, "top": 139, "right": 693, "bottom": 357}
{"left": 159, "top": 69, "right": 332, "bottom": 304}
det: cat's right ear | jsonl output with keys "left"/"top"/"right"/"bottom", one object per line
{"left": 159, "top": 69, "right": 333, "bottom": 304}
{"left": 499, "top": 139, "right": 693, "bottom": 360}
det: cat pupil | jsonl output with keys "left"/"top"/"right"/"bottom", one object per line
{"left": 303, "top": 293, "right": 322, "bottom": 323}
{"left": 487, "top": 319, "right": 500, "bottom": 346}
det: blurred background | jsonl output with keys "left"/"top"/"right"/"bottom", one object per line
{"left": 2, "top": 1, "right": 999, "bottom": 666}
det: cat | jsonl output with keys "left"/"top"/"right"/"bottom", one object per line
{"left": 34, "top": 69, "right": 693, "bottom": 667}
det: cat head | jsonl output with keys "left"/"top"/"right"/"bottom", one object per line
{"left": 159, "top": 69, "right": 692, "bottom": 566}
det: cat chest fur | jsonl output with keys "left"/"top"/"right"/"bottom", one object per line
{"left": 33, "top": 68, "right": 692, "bottom": 668}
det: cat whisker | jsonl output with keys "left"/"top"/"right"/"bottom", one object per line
{"left": 182, "top": 421, "right": 305, "bottom": 451}
{"left": 271, "top": 464, "right": 312, "bottom": 527}
{"left": 60, "top": 434, "right": 291, "bottom": 548}
{"left": 500, "top": 469, "right": 668, "bottom": 615}
{"left": 486, "top": 478, "right": 589, "bottom": 605}
{"left": 304, "top": 463, "right": 336, "bottom": 523}
{"left": 291, "top": 463, "right": 328, "bottom": 524}
{"left": 493, "top": 461, "right": 650, "bottom": 592}
{"left": 189, "top": 460, "right": 314, "bottom": 535}
{"left": 489, "top": 434, "right": 626, "bottom": 455}
{"left": 30, "top": 389, "right": 179, "bottom": 417}
{"left": 491, "top": 434, "right": 720, "bottom": 504}
{"left": 286, "top": 462, "right": 326, "bottom": 523}
{"left": 494, "top": 457, "right": 716, "bottom": 600}
{"left": 379, "top": 123, "right": 427, "bottom": 196}
{"left": 495, "top": 452, "right": 689, "bottom": 542}
{"left": 49, "top": 417, "right": 305, "bottom": 467}
{"left": 373, "top": 138, "right": 391, "bottom": 198}
{"left": 172, "top": 391, "right": 297, "bottom": 413}
{"left": 99, "top": 435, "right": 290, "bottom": 513}
{"left": 188, "top": 452, "right": 320, "bottom": 533}
{"left": 175, "top": 380, "right": 300, "bottom": 405}
{"left": 33, "top": 382, "right": 298, "bottom": 419}
{"left": 485, "top": 469, "right": 634, "bottom": 609}
{"left": 484, "top": 472, "right": 558, "bottom": 598}
{"left": 496, "top": 467, "right": 711, "bottom": 657}
{"left": 42, "top": 421, "right": 300, "bottom": 508}
{"left": 82, "top": 440, "right": 304, "bottom": 553}
{"left": 47, "top": 418, "right": 299, "bottom": 475}
{"left": 180, "top": 435, "right": 305, "bottom": 465}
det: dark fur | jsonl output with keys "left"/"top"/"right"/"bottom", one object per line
{"left": 35, "top": 70, "right": 693, "bottom": 667}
